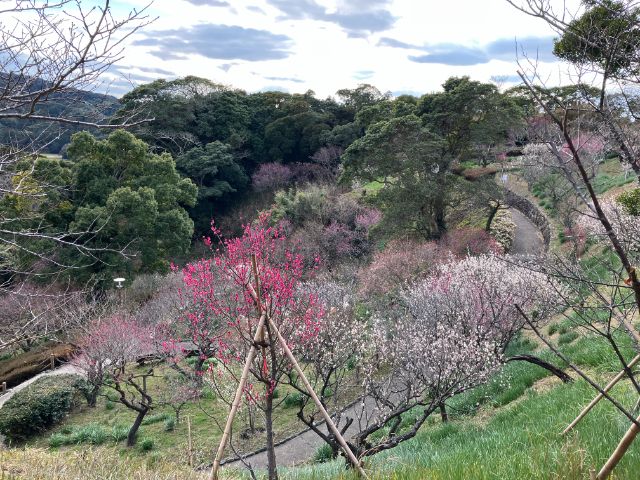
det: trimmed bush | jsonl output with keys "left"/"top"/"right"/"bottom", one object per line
{"left": 141, "top": 412, "right": 171, "bottom": 426}
{"left": 313, "top": 443, "right": 334, "bottom": 463}
{"left": 558, "top": 331, "right": 579, "bottom": 346}
{"left": 164, "top": 417, "right": 176, "bottom": 432}
{"left": 0, "top": 374, "right": 85, "bottom": 442}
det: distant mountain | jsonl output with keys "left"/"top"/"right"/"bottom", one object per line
{"left": 0, "top": 76, "right": 120, "bottom": 154}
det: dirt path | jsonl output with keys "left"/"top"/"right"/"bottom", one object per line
{"left": 509, "top": 208, "right": 545, "bottom": 256}
{"left": 0, "top": 363, "right": 83, "bottom": 408}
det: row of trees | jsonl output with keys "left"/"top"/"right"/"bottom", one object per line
{"left": 70, "top": 215, "right": 560, "bottom": 479}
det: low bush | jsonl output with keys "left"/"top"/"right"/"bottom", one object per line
{"left": 0, "top": 374, "right": 85, "bottom": 442}
{"left": 558, "top": 331, "right": 579, "bottom": 346}
{"left": 141, "top": 412, "right": 171, "bottom": 426}
{"left": 284, "top": 392, "right": 304, "bottom": 408}
{"left": 163, "top": 417, "right": 175, "bottom": 432}
{"left": 48, "top": 423, "right": 129, "bottom": 447}
{"left": 139, "top": 438, "right": 155, "bottom": 452}
{"left": 489, "top": 209, "right": 516, "bottom": 252}
{"left": 313, "top": 443, "right": 334, "bottom": 463}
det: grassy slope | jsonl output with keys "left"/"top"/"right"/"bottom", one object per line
{"left": 273, "top": 332, "right": 639, "bottom": 480}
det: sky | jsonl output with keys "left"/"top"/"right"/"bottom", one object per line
{"left": 104, "top": 0, "right": 582, "bottom": 98}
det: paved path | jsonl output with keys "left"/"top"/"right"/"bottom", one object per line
{"left": 224, "top": 210, "right": 547, "bottom": 472}
{"left": 509, "top": 208, "right": 545, "bottom": 256}
{"left": 0, "top": 363, "right": 83, "bottom": 408}
{"left": 224, "top": 396, "right": 377, "bottom": 470}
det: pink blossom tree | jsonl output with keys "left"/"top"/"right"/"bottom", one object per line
{"left": 176, "top": 216, "right": 323, "bottom": 479}
{"left": 73, "top": 316, "right": 156, "bottom": 446}
{"left": 346, "top": 255, "right": 560, "bottom": 458}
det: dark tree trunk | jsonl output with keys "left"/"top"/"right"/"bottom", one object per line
{"left": 87, "top": 386, "right": 99, "bottom": 407}
{"left": 265, "top": 394, "right": 278, "bottom": 480}
{"left": 439, "top": 403, "right": 449, "bottom": 423}
{"left": 486, "top": 203, "right": 500, "bottom": 231}
{"left": 127, "top": 408, "right": 148, "bottom": 447}
{"left": 507, "top": 354, "right": 573, "bottom": 383}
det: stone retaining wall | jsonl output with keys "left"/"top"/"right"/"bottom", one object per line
{"left": 505, "top": 190, "right": 551, "bottom": 249}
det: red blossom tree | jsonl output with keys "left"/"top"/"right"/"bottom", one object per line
{"left": 175, "top": 216, "right": 323, "bottom": 479}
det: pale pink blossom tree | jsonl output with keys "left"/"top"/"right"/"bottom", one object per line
{"left": 73, "top": 316, "right": 155, "bottom": 446}
{"left": 348, "top": 255, "right": 560, "bottom": 458}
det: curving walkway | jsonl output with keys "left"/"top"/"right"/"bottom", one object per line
{"left": 223, "top": 210, "right": 547, "bottom": 472}
{"left": 0, "top": 363, "right": 83, "bottom": 408}
{"left": 509, "top": 208, "right": 545, "bottom": 256}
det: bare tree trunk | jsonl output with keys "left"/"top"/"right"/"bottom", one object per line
{"left": 127, "top": 408, "right": 148, "bottom": 447}
{"left": 439, "top": 403, "right": 448, "bottom": 423}
{"left": 265, "top": 393, "right": 279, "bottom": 480}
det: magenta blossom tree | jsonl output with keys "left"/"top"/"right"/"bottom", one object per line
{"left": 176, "top": 215, "right": 323, "bottom": 479}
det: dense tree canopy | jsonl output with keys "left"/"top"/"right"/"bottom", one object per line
{"left": 64, "top": 131, "right": 196, "bottom": 284}
{"left": 342, "top": 115, "right": 452, "bottom": 238}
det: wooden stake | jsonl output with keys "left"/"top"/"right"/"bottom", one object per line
{"left": 563, "top": 355, "right": 640, "bottom": 435}
{"left": 590, "top": 468, "right": 596, "bottom": 480}
{"left": 209, "top": 311, "right": 266, "bottom": 480}
{"left": 187, "top": 415, "right": 193, "bottom": 467}
{"left": 50, "top": 353, "right": 55, "bottom": 370}
{"left": 1, "top": 382, "right": 6, "bottom": 392}
{"left": 597, "top": 413, "right": 640, "bottom": 479}
{"left": 266, "top": 316, "right": 369, "bottom": 479}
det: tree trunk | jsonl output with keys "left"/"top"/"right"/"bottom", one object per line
{"left": 486, "top": 204, "right": 500, "bottom": 232}
{"left": 439, "top": 403, "right": 448, "bottom": 423}
{"left": 88, "top": 386, "right": 99, "bottom": 407}
{"left": 434, "top": 196, "right": 447, "bottom": 238}
{"left": 127, "top": 408, "right": 148, "bottom": 447}
{"left": 265, "top": 394, "right": 279, "bottom": 480}
{"left": 506, "top": 355, "right": 573, "bottom": 383}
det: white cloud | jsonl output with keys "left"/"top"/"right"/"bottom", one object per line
{"left": 108, "top": 0, "right": 581, "bottom": 97}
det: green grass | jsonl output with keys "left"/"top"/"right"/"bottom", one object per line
{"left": 270, "top": 378, "right": 640, "bottom": 480}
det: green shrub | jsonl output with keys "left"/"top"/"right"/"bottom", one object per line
{"left": 141, "top": 412, "right": 171, "bottom": 426}
{"left": 618, "top": 188, "right": 640, "bottom": 216}
{"left": 48, "top": 433, "right": 67, "bottom": 448}
{"left": 0, "top": 374, "right": 84, "bottom": 442}
{"left": 558, "top": 331, "right": 579, "bottom": 346}
{"left": 284, "top": 392, "right": 304, "bottom": 408}
{"left": 313, "top": 443, "right": 334, "bottom": 463}
{"left": 139, "top": 438, "right": 154, "bottom": 452}
{"left": 164, "top": 417, "right": 175, "bottom": 432}
{"left": 111, "top": 425, "right": 129, "bottom": 442}
{"left": 71, "top": 423, "right": 108, "bottom": 445}
{"left": 104, "top": 400, "right": 115, "bottom": 410}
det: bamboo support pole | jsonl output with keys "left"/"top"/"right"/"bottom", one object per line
{"left": 187, "top": 415, "right": 193, "bottom": 467}
{"left": 266, "top": 316, "right": 369, "bottom": 479}
{"left": 597, "top": 414, "right": 640, "bottom": 479}
{"left": 210, "top": 255, "right": 267, "bottom": 480}
{"left": 563, "top": 355, "right": 640, "bottom": 435}
{"left": 209, "top": 311, "right": 266, "bottom": 480}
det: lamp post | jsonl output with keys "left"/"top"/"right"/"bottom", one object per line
{"left": 113, "top": 277, "right": 125, "bottom": 305}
